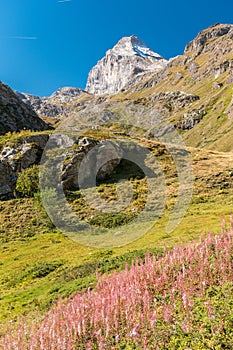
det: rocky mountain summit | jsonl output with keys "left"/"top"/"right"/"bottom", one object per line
{"left": 134, "top": 23, "right": 233, "bottom": 91}
{"left": 184, "top": 23, "right": 233, "bottom": 55}
{"left": 85, "top": 35, "right": 168, "bottom": 95}
{"left": 50, "top": 87, "right": 86, "bottom": 103}
{"left": 0, "top": 82, "right": 49, "bottom": 135}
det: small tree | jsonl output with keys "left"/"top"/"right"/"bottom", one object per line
{"left": 16, "top": 165, "right": 39, "bottom": 197}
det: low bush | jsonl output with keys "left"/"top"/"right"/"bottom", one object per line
{"left": 15, "top": 165, "right": 39, "bottom": 197}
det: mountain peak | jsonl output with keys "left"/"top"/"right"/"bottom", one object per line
{"left": 107, "top": 35, "right": 164, "bottom": 60}
{"left": 86, "top": 35, "right": 167, "bottom": 95}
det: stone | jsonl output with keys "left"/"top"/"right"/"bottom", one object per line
{"left": 212, "top": 81, "right": 223, "bottom": 89}
{"left": 0, "top": 134, "right": 50, "bottom": 198}
{"left": 225, "top": 96, "right": 233, "bottom": 120}
{"left": 0, "top": 161, "right": 15, "bottom": 199}
{"left": 62, "top": 139, "right": 123, "bottom": 190}
{"left": 177, "top": 109, "right": 206, "bottom": 130}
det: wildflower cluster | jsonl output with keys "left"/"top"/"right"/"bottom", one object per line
{"left": 2, "top": 221, "right": 233, "bottom": 349}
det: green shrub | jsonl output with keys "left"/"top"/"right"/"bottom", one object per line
{"left": 89, "top": 212, "right": 135, "bottom": 228}
{"left": 16, "top": 165, "right": 39, "bottom": 197}
{"left": 30, "top": 261, "right": 63, "bottom": 279}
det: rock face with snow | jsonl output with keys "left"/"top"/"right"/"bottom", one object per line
{"left": 85, "top": 35, "right": 168, "bottom": 95}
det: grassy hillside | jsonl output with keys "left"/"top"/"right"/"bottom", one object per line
{"left": 0, "top": 130, "right": 232, "bottom": 334}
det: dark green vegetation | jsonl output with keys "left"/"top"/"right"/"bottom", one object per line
{"left": 15, "top": 165, "right": 40, "bottom": 197}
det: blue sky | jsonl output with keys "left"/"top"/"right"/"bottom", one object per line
{"left": 0, "top": 0, "right": 232, "bottom": 96}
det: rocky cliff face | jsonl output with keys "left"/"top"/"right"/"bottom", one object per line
{"left": 85, "top": 35, "right": 168, "bottom": 95}
{"left": 184, "top": 23, "right": 233, "bottom": 55}
{"left": 0, "top": 82, "right": 50, "bottom": 135}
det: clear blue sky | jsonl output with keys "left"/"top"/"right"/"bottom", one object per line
{"left": 0, "top": 0, "right": 232, "bottom": 96}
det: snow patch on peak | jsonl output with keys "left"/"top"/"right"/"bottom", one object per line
{"left": 108, "top": 35, "right": 164, "bottom": 61}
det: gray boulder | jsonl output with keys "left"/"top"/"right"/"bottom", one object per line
{"left": 62, "top": 137, "right": 123, "bottom": 189}
{"left": 0, "top": 134, "right": 49, "bottom": 199}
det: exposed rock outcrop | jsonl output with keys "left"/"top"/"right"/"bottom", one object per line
{"left": 176, "top": 109, "right": 206, "bottom": 130}
{"left": 184, "top": 23, "right": 233, "bottom": 55}
{"left": 50, "top": 87, "right": 86, "bottom": 103}
{"left": 86, "top": 35, "right": 167, "bottom": 95}
{"left": 225, "top": 96, "right": 233, "bottom": 120}
{"left": 0, "top": 134, "right": 49, "bottom": 199}
{"left": 61, "top": 137, "right": 123, "bottom": 190}
{"left": 59, "top": 89, "right": 200, "bottom": 136}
